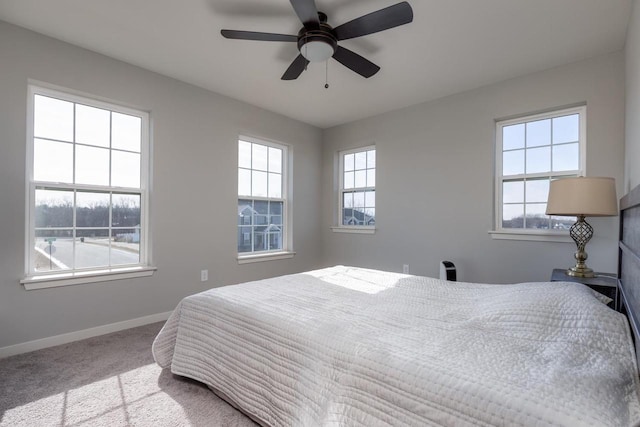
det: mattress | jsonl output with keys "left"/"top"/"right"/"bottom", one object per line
{"left": 152, "top": 266, "right": 640, "bottom": 426}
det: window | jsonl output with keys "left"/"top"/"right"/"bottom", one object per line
{"left": 25, "top": 85, "right": 150, "bottom": 283}
{"left": 495, "top": 106, "right": 585, "bottom": 235}
{"left": 238, "top": 137, "right": 288, "bottom": 256}
{"left": 338, "top": 146, "right": 376, "bottom": 229}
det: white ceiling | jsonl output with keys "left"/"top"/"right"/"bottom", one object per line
{"left": 0, "top": 0, "right": 632, "bottom": 129}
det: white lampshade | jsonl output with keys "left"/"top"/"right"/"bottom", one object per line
{"left": 301, "top": 41, "right": 334, "bottom": 62}
{"left": 546, "top": 177, "right": 617, "bottom": 216}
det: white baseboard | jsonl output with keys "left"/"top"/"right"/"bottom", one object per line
{"left": 0, "top": 311, "right": 172, "bottom": 359}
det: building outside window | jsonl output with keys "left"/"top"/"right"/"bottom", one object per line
{"left": 25, "top": 85, "right": 150, "bottom": 279}
{"left": 495, "top": 106, "right": 585, "bottom": 233}
{"left": 238, "top": 137, "right": 288, "bottom": 254}
{"left": 338, "top": 146, "right": 376, "bottom": 228}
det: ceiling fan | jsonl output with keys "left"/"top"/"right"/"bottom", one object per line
{"left": 221, "top": 0, "right": 413, "bottom": 81}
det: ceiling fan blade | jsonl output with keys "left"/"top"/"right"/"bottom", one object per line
{"left": 221, "top": 30, "right": 298, "bottom": 42}
{"left": 282, "top": 54, "right": 310, "bottom": 80}
{"left": 332, "top": 46, "right": 380, "bottom": 78}
{"left": 289, "top": 0, "right": 319, "bottom": 29}
{"left": 333, "top": 1, "right": 413, "bottom": 41}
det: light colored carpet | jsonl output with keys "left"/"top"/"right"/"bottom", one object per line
{"left": 0, "top": 322, "right": 257, "bottom": 427}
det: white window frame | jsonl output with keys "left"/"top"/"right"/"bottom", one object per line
{"left": 333, "top": 145, "right": 376, "bottom": 234}
{"left": 22, "top": 84, "right": 153, "bottom": 289}
{"left": 491, "top": 105, "right": 586, "bottom": 242}
{"left": 237, "top": 135, "right": 294, "bottom": 263}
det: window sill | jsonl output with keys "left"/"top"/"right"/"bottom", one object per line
{"left": 21, "top": 266, "right": 157, "bottom": 290}
{"left": 331, "top": 226, "right": 376, "bottom": 235}
{"left": 237, "top": 251, "right": 296, "bottom": 264}
{"left": 488, "top": 230, "right": 573, "bottom": 243}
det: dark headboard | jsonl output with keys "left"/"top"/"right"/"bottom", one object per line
{"left": 619, "top": 184, "right": 640, "bottom": 368}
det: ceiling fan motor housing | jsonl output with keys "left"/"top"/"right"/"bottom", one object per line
{"left": 297, "top": 16, "right": 337, "bottom": 62}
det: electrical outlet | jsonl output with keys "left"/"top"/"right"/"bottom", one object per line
{"left": 403, "top": 264, "right": 409, "bottom": 274}
{"left": 200, "top": 269, "right": 208, "bottom": 282}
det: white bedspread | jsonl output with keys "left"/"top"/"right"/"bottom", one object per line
{"left": 153, "top": 266, "right": 640, "bottom": 426}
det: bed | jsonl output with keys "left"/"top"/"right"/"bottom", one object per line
{"left": 153, "top": 189, "right": 640, "bottom": 427}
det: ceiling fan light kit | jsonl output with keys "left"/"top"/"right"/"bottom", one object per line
{"left": 221, "top": 0, "right": 413, "bottom": 81}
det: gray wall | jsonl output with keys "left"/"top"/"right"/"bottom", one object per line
{"left": 627, "top": 0, "right": 640, "bottom": 192}
{"left": 321, "top": 52, "right": 625, "bottom": 284}
{"left": 0, "top": 17, "right": 630, "bottom": 349}
{"left": 0, "top": 21, "right": 323, "bottom": 348}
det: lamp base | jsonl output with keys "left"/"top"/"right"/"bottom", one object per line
{"left": 566, "top": 215, "right": 596, "bottom": 278}
{"left": 565, "top": 266, "right": 595, "bottom": 278}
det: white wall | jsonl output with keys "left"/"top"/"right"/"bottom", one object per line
{"left": 627, "top": 0, "right": 640, "bottom": 192}
{"left": 321, "top": 52, "right": 625, "bottom": 284}
{"left": 0, "top": 21, "right": 323, "bottom": 349}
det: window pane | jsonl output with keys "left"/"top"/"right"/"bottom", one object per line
{"left": 355, "top": 151, "right": 367, "bottom": 170}
{"left": 550, "top": 216, "right": 575, "bottom": 230}
{"left": 35, "top": 188, "right": 73, "bottom": 228}
{"left": 268, "top": 173, "right": 282, "bottom": 198}
{"left": 526, "top": 119, "right": 551, "bottom": 147}
{"left": 502, "top": 150, "right": 524, "bottom": 176}
{"left": 255, "top": 200, "right": 268, "bottom": 214}
{"left": 367, "top": 150, "right": 376, "bottom": 168}
{"left": 353, "top": 191, "right": 365, "bottom": 209}
{"left": 76, "top": 145, "right": 109, "bottom": 186}
{"left": 269, "top": 201, "right": 282, "bottom": 215}
{"left": 525, "top": 179, "right": 549, "bottom": 203}
{"left": 76, "top": 104, "right": 110, "bottom": 147}
{"left": 75, "top": 229, "right": 110, "bottom": 269}
{"left": 553, "top": 114, "right": 579, "bottom": 144}
{"left": 526, "top": 146, "right": 550, "bottom": 174}
{"left": 525, "top": 204, "right": 549, "bottom": 229}
{"left": 238, "top": 141, "right": 252, "bottom": 169}
{"left": 270, "top": 215, "right": 282, "bottom": 225}
{"left": 365, "top": 190, "right": 376, "bottom": 208}
{"left": 343, "top": 209, "right": 355, "bottom": 225}
{"left": 110, "top": 228, "right": 140, "bottom": 265}
{"left": 502, "top": 181, "right": 523, "bottom": 204}
{"left": 238, "top": 169, "right": 251, "bottom": 196}
{"left": 503, "top": 124, "right": 524, "bottom": 150}
{"left": 354, "top": 170, "right": 366, "bottom": 188}
{"left": 269, "top": 230, "right": 282, "bottom": 251}
{"left": 255, "top": 200, "right": 268, "bottom": 226}
{"left": 34, "top": 95, "right": 73, "bottom": 142}
{"left": 344, "top": 153, "right": 354, "bottom": 172}
{"left": 252, "top": 144, "right": 268, "bottom": 171}
{"left": 254, "top": 230, "right": 266, "bottom": 251}
{"left": 238, "top": 200, "right": 253, "bottom": 225}
{"left": 343, "top": 192, "right": 354, "bottom": 208}
{"left": 76, "top": 191, "right": 110, "bottom": 228}
{"left": 238, "top": 226, "right": 252, "bottom": 253}
{"left": 112, "top": 112, "right": 141, "bottom": 152}
{"left": 34, "top": 230, "right": 73, "bottom": 272}
{"left": 252, "top": 170, "right": 267, "bottom": 197}
{"left": 112, "top": 193, "right": 141, "bottom": 227}
{"left": 268, "top": 147, "right": 282, "bottom": 173}
{"left": 365, "top": 208, "right": 375, "bottom": 225}
{"left": 111, "top": 150, "right": 140, "bottom": 188}
{"left": 502, "top": 204, "right": 524, "bottom": 228}
{"left": 552, "top": 143, "right": 579, "bottom": 172}
{"left": 367, "top": 169, "right": 376, "bottom": 187}
{"left": 34, "top": 139, "right": 73, "bottom": 183}
{"left": 344, "top": 171, "right": 355, "bottom": 189}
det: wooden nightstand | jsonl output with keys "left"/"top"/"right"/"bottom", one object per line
{"left": 550, "top": 269, "right": 619, "bottom": 310}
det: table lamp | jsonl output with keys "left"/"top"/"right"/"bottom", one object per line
{"left": 545, "top": 176, "right": 617, "bottom": 278}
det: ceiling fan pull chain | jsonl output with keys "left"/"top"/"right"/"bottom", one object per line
{"left": 325, "top": 60, "right": 329, "bottom": 89}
